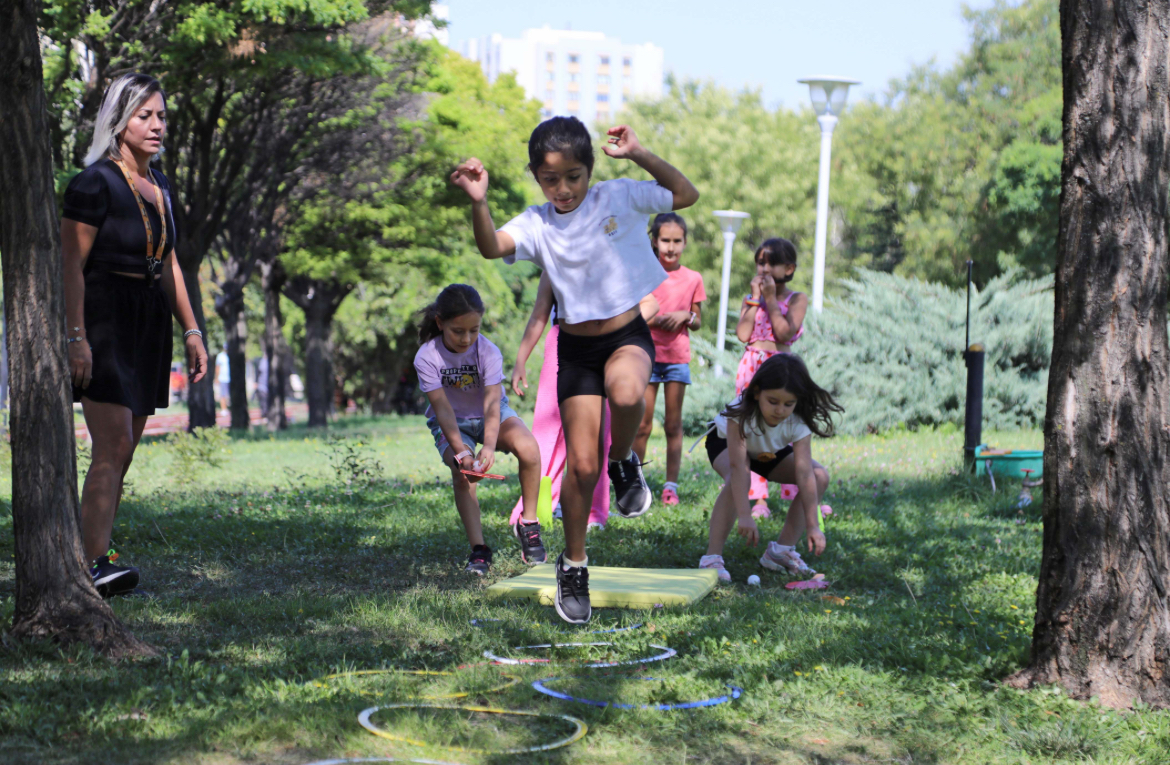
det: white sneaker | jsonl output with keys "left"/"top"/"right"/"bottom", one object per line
{"left": 759, "top": 542, "right": 817, "bottom": 578}
{"left": 587, "top": 521, "right": 605, "bottom": 533}
{"left": 699, "top": 554, "right": 732, "bottom": 583}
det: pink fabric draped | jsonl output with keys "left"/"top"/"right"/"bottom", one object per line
{"left": 510, "top": 325, "right": 611, "bottom": 526}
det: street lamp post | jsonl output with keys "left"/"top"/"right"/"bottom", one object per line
{"left": 712, "top": 210, "right": 751, "bottom": 377}
{"left": 797, "top": 76, "right": 859, "bottom": 313}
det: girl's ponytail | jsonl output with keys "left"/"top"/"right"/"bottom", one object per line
{"left": 418, "top": 284, "right": 485, "bottom": 343}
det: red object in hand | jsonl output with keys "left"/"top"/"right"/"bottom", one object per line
{"left": 461, "top": 469, "right": 506, "bottom": 480}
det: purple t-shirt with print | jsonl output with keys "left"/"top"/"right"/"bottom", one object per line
{"left": 413, "top": 335, "right": 505, "bottom": 419}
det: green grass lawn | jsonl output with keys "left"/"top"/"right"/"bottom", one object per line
{"left": 2, "top": 416, "right": 1167, "bottom": 764}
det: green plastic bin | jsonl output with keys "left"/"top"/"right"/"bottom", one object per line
{"left": 974, "top": 444, "right": 1043, "bottom": 479}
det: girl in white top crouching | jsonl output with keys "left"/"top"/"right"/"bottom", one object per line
{"left": 450, "top": 116, "right": 698, "bottom": 624}
{"left": 700, "top": 354, "right": 843, "bottom": 583}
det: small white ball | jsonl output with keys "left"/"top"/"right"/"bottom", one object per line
{"left": 747, "top": 575, "right": 761, "bottom": 586}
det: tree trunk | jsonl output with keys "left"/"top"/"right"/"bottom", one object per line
{"left": 303, "top": 299, "right": 336, "bottom": 428}
{"left": 283, "top": 277, "right": 351, "bottom": 429}
{"left": 215, "top": 288, "right": 250, "bottom": 431}
{"left": 0, "top": 0, "right": 152, "bottom": 657}
{"left": 182, "top": 263, "right": 217, "bottom": 430}
{"left": 1006, "top": 0, "right": 1170, "bottom": 709}
{"left": 260, "top": 257, "right": 287, "bottom": 431}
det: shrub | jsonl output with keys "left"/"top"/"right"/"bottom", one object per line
{"left": 324, "top": 435, "right": 384, "bottom": 487}
{"left": 166, "top": 427, "right": 230, "bottom": 487}
{"left": 801, "top": 269, "right": 1053, "bottom": 435}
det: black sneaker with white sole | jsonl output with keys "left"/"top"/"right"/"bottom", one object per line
{"left": 90, "top": 554, "right": 139, "bottom": 598}
{"left": 466, "top": 545, "right": 492, "bottom": 575}
{"left": 512, "top": 520, "right": 547, "bottom": 564}
{"left": 608, "top": 452, "right": 652, "bottom": 518}
{"left": 554, "top": 552, "right": 591, "bottom": 624}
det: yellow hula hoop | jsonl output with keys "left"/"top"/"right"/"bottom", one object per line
{"left": 315, "top": 669, "right": 520, "bottom": 700}
{"left": 357, "top": 703, "right": 588, "bottom": 754}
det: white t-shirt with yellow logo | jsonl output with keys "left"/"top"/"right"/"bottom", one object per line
{"left": 501, "top": 178, "right": 673, "bottom": 325}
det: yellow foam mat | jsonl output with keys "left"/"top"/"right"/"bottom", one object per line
{"left": 486, "top": 564, "right": 718, "bottom": 608}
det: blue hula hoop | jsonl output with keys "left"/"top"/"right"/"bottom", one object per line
{"left": 532, "top": 676, "right": 743, "bottom": 711}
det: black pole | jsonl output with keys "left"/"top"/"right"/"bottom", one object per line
{"left": 963, "top": 260, "right": 983, "bottom": 468}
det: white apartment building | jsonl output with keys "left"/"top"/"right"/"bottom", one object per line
{"left": 461, "top": 26, "right": 664, "bottom": 125}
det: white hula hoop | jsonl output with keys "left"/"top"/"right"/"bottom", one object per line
{"left": 483, "top": 642, "right": 677, "bottom": 668}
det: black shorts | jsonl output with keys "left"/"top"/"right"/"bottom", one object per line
{"left": 557, "top": 315, "right": 656, "bottom": 402}
{"left": 705, "top": 431, "right": 793, "bottom": 480}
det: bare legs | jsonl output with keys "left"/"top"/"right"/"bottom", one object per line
{"left": 79, "top": 398, "right": 148, "bottom": 562}
{"left": 704, "top": 450, "right": 829, "bottom": 556}
{"left": 635, "top": 381, "right": 687, "bottom": 485}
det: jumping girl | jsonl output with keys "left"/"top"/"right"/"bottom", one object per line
{"left": 734, "top": 238, "right": 808, "bottom": 518}
{"left": 451, "top": 117, "right": 698, "bottom": 623}
{"left": 510, "top": 274, "right": 662, "bottom": 533}
{"left": 413, "top": 284, "right": 545, "bottom": 575}
{"left": 633, "top": 213, "right": 706, "bottom": 506}
{"left": 699, "top": 353, "right": 842, "bottom": 583}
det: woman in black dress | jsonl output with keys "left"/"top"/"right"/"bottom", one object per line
{"left": 61, "top": 73, "right": 208, "bottom": 596}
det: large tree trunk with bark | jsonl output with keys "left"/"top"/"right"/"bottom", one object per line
{"left": 284, "top": 277, "right": 351, "bottom": 428}
{"left": 260, "top": 257, "right": 288, "bottom": 431}
{"left": 1006, "top": 0, "right": 1170, "bottom": 709}
{"left": 181, "top": 262, "right": 216, "bottom": 429}
{"left": 0, "top": 0, "right": 152, "bottom": 657}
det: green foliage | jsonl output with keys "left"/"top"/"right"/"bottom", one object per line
{"left": 801, "top": 269, "right": 1053, "bottom": 435}
{"left": 323, "top": 434, "right": 384, "bottom": 487}
{"left": 165, "top": 426, "right": 231, "bottom": 486}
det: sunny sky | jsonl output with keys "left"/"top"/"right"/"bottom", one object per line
{"left": 444, "top": 0, "right": 997, "bottom": 110}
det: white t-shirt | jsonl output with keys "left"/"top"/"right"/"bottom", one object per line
{"left": 715, "top": 396, "right": 813, "bottom": 459}
{"left": 501, "top": 178, "right": 674, "bottom": 325}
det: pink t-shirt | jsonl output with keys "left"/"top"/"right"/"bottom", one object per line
{"left": 649, "top": 265, "right": 707, "bottom": 364}
{"left": 413, "top": 335, "right": 505, "bottom": 419}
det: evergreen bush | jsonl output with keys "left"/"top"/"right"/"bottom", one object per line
{"left": 800, "top": 269, "right": 1054, "bottom": 435}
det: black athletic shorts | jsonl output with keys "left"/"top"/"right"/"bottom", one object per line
{"left": 557, "top": 315, "right": 656, "bottom": 402}
{"left": 705, "top": 430, "right": 793, "bottom": 480}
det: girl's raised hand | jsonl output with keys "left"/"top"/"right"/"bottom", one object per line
{"left": 450, "top": 158, "right": 489, "bottom": 202}
{"left": 603, "top": 125, "right": 643, "bottom": 159}
{"left": 511, "top": 364, "right": 528, "bottom": 398}
{"left": 737, "top": 517, "right": 760, "bottom": 547}
{"left": 749, "top": 275, "right": 763, "bottom": 299}
{"left": 760, "top": 273, "right": 777, "bottom": 300}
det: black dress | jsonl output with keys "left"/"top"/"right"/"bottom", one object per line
{"left": 63, "top": 158, "right": 177, "bottom": 416}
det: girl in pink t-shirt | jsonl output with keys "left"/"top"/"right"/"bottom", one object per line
{"left": 413, "top": 284, "right": 545, "bottom": 576}
{"left": 634, "top": 213, "right": 706, "bottom": 506}
{"left": 733, "top": 238, "right": 809, "bottom": 518}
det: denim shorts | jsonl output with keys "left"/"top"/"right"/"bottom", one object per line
{"left": 426, "top": 398, "right": 521, "bottom": 462}
{"left": 649, "top": 361, "right": 692, "bottom": 385}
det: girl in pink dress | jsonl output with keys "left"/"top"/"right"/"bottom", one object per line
{"left": 733, "top": 238, "right": 809, "bottom": 518}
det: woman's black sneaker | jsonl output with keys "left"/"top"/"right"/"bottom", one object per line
{"left": 512, "top": 520, "right": 547, "bottom": 564}
{"left": 466, "top": 545, "right": 493, "bottom": 576}
{"left": 90, "top": 553, "right": 139, "bottom": 598}
{"left": 608, "top": 452, "right": 652, "bottom": 518}
{"left": 554, "top": 553, "right": 591, "bottom": 624}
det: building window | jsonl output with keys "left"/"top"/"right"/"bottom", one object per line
{"left": 545, "top": 88, "right": 555, "bottom": 100}
{"left": 597, "top": 75, "right": 610, "bottom": 84}
{"left": 599, "top": 55, "right": 610, "bottom": 65}
{"left": 597, "top": 93, "right": 609, "bottom": 102}
{"left": 542, "top": 108, "right": 553, "bottom": 118}
{"left": 568, "top": 54, "right": 579, "bottom": 64}
{"left": 569, "top": 73, "right": 579, "bottom": 82}
{"left": 623, "top": 57, "right": 632, "bottom": 67}
{"left": 546, "top": 70, "right": 555, "bottom": 81}
{"left": 546, "top": 52, "right": 554, "bottom": 63}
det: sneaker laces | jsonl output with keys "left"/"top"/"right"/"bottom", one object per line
{"left": 469, "top": 546, "right": 491, "bottom": 564}
{"left": 518, "top": 522, "right": 542, "bottom": 546}
{"left": 106, "top": 548, "right": 120, "bottom": 564}
{"left": 561, "top": 564, "right": 589, "bottom": 597}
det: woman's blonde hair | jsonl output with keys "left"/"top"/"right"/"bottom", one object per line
{"left": 83, "top": 73, "right": 166, "bottom": 167}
